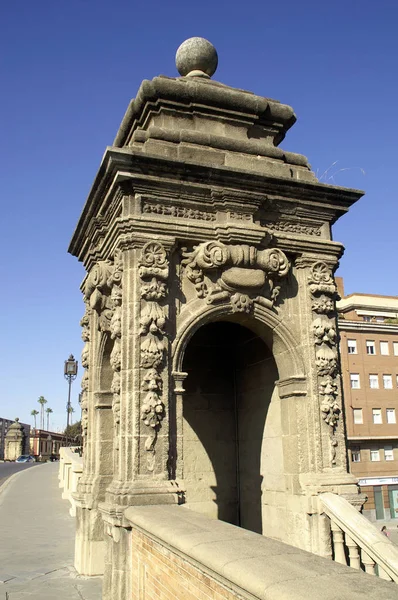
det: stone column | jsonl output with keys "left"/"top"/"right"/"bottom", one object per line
{"left": 74, "top": 252, "right": 123, "bottom": 575}
{"left": 292, "top": 253, "right": 359, "bottom": 555}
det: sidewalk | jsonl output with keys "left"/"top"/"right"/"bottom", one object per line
{"left": 0, "top": 462, "right": 102, "bottom": 599}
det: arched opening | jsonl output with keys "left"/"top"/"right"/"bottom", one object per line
{"left": 182, "top": 320, "right": 282, "bottom": 535}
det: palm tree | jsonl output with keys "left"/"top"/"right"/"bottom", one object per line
{"left": 67, "top": 405, "right": 75, "bottom": 425}
{"left": 46, "top": 407, "right": 53, "bottom": 431}
{"left": 38, "top": 396, "right": 47, "bottom": 430}
{"left": 31, "top": 409, "right": 39, "bottom": 429}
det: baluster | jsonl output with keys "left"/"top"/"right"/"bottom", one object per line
{"left": 361, "top": 550, "right": 376, "bottom": 576}
{"left": 378, "top": 566, "right": 392, "bottom": 581}
{"left": 345, "top": 534, "right": 360, "bottom": 569}
{"left": 330, "top": 521, "right": 347, "bottom": 565}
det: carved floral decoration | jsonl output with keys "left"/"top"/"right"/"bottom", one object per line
{"left": 139, "top": 242, "right": 168, "bottom": 471}
{"left": 82, "top": 250, "right": 124, "bottom": 459}
{"left": 109, "top": 250, "right": 123, "bottom": 456}
{"left": 181, "top": 241, "right": 290, "bottom": 312}
{"left": 79, "top": 305, "right": 91, "bottom": 447}
{"left": 308, "top": 261, "right": 340, "bottom": 465}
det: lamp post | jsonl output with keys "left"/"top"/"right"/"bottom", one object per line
{"left": 64, "top": 354, "right": 78, "bottom": 445}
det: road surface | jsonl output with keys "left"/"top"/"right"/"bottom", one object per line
{"left": 0, "top": 461, "right": 39, "bottom": 488}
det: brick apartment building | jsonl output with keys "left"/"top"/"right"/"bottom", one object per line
{"left": 30, "top": 429, "right": 66, "bottom": 461}
{"left": 337, "top": 278, "right": 398, "bottom": 521}
{"left": 0, "top": 418, "right": 30, "bottom": 460}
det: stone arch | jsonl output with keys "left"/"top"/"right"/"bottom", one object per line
{"left": 172, "top": 300, "right": 306, "bottom": 385}
{"left": 171, "top": 300, "right": 307, "bottom": 539}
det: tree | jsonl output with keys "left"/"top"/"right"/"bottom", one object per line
{"left": 64, "top": 420, "right": 82, "bottom": 442}
{"left": 31, "top": 409, "right": 39, "bottom": 428}
{"left": 37, "top": 396, "right": 47, "bottom": 430}
{"left": 46, "top": 407, "right": 53, "bottom": 431}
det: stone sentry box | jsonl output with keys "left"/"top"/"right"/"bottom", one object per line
{"left": 69, "top": 38, "right": 364, "bottom": 597}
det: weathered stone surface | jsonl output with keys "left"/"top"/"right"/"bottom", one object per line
{"left": 176, "top": 36, "right": 218, "bottom": 77}
{"left": 69, "top": 38, "right": 365, "bottom": 598}
{"left": 4, "top": 418, "right": 25, "bottom": 461}
{"left": 125, "top": 505, "right": 398, "bottom": 600}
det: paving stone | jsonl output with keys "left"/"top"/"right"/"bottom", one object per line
{"left": 0, "top": 463, "right": 102, "bottom": 599}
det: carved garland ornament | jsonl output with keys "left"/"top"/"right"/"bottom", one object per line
{"left": 80, "top": 304, "right": 91, "bottom": 447}
{"left": 83, "top": 250, "right": 124, "bottom": 458}
{"left": 181, "top": 241, "right": 290, "bottom": 312}
{"left": 308, "top": 261, "right": 340, "bottom": 466}
{"left": 139, "top": 242, "right": 168, "bottom": 471}
{"left": 109, "top": 250, "right": 123, "bottom": 456}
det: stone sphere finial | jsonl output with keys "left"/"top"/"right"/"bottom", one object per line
{"left": 176, "top": 37, "right": 218, "bottom": 78}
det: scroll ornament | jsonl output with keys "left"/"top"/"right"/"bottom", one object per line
{"left": 181, "top": 241, "right": 290, "bottom": 312}
{"left": 138, "top": 242, "right": 168, "bottom": 471}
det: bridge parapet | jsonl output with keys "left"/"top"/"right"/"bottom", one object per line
{"left": 321, "top": 492, "right": 398, "bottom": 582}
{"left": 122, "top": 505, "right": 397, "bottom": 600}
{"left": 59, "top": 446, "right": 83, "bottom": 517}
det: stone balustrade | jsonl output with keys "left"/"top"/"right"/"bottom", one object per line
{"left": 321, "top": 492, "right": 398, "bottom": 582}
{"left": 122, "top": 505, "right": 397, "bottom": 600}
{"left": 58, "top": 446, "right": 83, "bottom": 517}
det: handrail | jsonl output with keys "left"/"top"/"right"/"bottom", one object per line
{"left": 321, "top": 491, "right": 398, "bottom": 582}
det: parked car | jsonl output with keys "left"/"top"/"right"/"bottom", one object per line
{"left": 15, "top": 455, "right": 35, "bottom": 463}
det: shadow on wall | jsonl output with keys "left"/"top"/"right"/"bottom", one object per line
{"left": 182, "top": 320, "right": 278, "bottom": 535}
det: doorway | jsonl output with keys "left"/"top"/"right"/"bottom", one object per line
{"left": 182, "top": 320, "right": 282, "bottom": 535}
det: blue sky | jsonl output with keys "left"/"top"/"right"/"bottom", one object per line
{"left": 1, "top": 0, "right": 396, "bottom": 430}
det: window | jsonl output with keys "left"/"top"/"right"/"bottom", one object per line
{"left": 387, "top": 409, "right": 396, "bottom": 424}
{"left": 383, "top": 375, "right": 393, "bottom": 389}
{"left": 385, "top": 446, "right": 394, "bottom": 461}
{"left": 373, "top": 408, "right": 382, "bottom": 424}
{"left": 366, "top": 340, "right": 376, "bottom": 355}
{"left": 369, "top": 374, "right": 379, "bottom": 389}
{"left": 353, "top": 408, "right": 363, "bottom": 424}
{"left": 347, "top": 339, "right": 357, "bottom": 354}
{"left": 370, "top": 449, "right": 380, "bottom": 462}
{"left": 380, "top": 341, "right": 389, "bottom": 355}
{"left": 350, "top": 373, "right": 360, "bottom": 389}
{"left": 351, "top": 448, "right": 361, "bottom": 463}
{"left": 394, "top": 342, "right": 398, "bottom": 356}
{"left": 363, "top": 316, "right": 372, "bottom": 322}
{"left": 376, "top": 317, "right": 385, "bottom": 323}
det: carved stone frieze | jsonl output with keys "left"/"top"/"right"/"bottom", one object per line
{"left": 181, "top": 241, "right": 290, "bottom": 309}
{"left": 229, "top": 211, "right": 251, "bottom": 221}
{"left": 143, "top": 201, "right": 216, "bottom": 222}
{"left": 138, "top": 242, "right": 169, "bottom": 471}
{"left": 263, "top": 220, "right": 321, "bottom": 236}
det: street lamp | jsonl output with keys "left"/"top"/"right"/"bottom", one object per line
{"left": 64, "top": 354, "right": 78, "bottom": 443}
